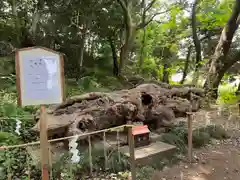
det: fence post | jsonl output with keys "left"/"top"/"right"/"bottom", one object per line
{"left": 128, "top": 126, "right": 136, "bottom": 180}
{"left": 48, "top": 144, "right": 53, "bottom": 179}
{"left": 40, "top": 105, "right": 49, "bottom": 180}
{"left": 88, "top": 135, "right": 93, "bottom": 176}
{"left": 103, "top": 132, "right": 108, "bottom": 170}
{"left": 187, "top": 112, "right": 193, "bottom": 164}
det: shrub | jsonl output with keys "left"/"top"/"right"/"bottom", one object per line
{"left": 217, "top": 84, "right": 239, "bottom": 104}
{"left": 0, "top": 132, "right": 20, "bottom": 146}
{"left": 161, "top": 124, "right": 229, "bottom": 150}
{"left": 0, "top": 148, "right": 41, "bottom": 180}
{"left": 192, "top": 131, "right": 211, "bottom": 148}
{"left": 199, "top": 125, "right": 230, "bottom": 140}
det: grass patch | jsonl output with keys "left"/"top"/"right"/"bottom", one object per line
{"left": 161, "top": 124, "right": 229, "bottom": 151}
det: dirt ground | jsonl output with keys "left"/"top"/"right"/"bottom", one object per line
{"left": 151, "top": 138, "right": 240, "bottom": 180}
{"left": 88, "top": 108, "right": 240, "bottom": 180}
{"left": 151, "top": 107, "right": 240, "bottom": 180}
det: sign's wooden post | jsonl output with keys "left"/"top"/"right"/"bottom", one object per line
{"left": 187, "top": 112, "right": 193, "bottom": 164}
{"left": 128, "top": 126, "right": 136, "bottom": 180}
{"left": 40, "top": 105, "right": 49, "bottom": 180}
{"left": 15, "top": 46, "right": 65, "bottom": 180}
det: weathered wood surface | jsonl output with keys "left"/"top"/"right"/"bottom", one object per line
{"left": 32, "top": 83, "right": 204, "bottom": 138}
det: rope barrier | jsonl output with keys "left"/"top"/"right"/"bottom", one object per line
{"left": 0, "top": 124, "right": 134, "bottom": 150}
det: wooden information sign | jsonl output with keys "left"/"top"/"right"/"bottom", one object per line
{"left": 15, "top": 46, "right": 65, "bottom": 180}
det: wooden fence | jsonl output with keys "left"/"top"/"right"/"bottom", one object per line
{"left": 0, "top": 124, "right": 137, "bottom": 180}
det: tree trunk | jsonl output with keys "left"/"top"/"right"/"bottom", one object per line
{"left": 204, "top": 50, "right": 240, "bottom": 98}
{"left": 108, "top": 37, "right": 119, "bottom": 76}
{"left": 11, "top": 0, "right": 20, "bottom": 46}
{"left": 191, "top": 0, "right": 202, "bottom": 85}
{"left": 31, "top": 0, "right": 44, "bottom": 38}
{"left": 79, "top": 30, "right": 87, "bottom": 68}
{"left": 139, "top": 0, "right": 146, "bottom": 71}
{"left": 117, "top": 0, "right": 158, "bottom": 74}
{"left": 180, "top": 46, "right": 192, "bottom": 84}
{"left": 117, "top": 0, "right": 134, "bottom": 74}
{"left": 204, "top": 64, "right": 225, "bottom": 99}
{"left": 90, "top": 36, "right": 95, "bottom": 58}
{"left": 33, "top": 84, "right": 205, "bottom": 139}
{"left": 77, "top": 19, "right": 91, "bottom": 77}
{"left": 204, "top": 0, "right": 240, "bottom": 99}
{"left": 162, "top": 63, "right": 170, "bottom": 83}
{"left": 236, "top": 81, "right": 240, "bottom": 96}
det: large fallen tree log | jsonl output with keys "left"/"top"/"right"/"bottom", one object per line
{"left": 32, "top": 83, "right": 204, "bottom": 138}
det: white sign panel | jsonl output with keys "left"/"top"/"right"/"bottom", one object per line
{"left": 16, "top": 47, "right": 64, "bottom": 106}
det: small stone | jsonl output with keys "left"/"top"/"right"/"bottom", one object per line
{"left": 225, "top": 167, "right": 229, "bottom": 173}
{"left": 163, "top": 166, "right": 169, "bottom": 171}
{"left": 201, "top": 160, "right": 206, "bottom": 164}
{"left": 193, "top": 155, "right": 199, "bottom": 161}
{"left": 184, "top": 165, "right": 188, "bottom": 169}
{"left": 233, "top": 168, "right": 239, "bottom": 173}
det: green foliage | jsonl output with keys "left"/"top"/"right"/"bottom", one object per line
{"left": 0, "top": 147, "right": 129, "bottom": 179}
{"left": 141, "top": 58, "right": 159, "bottom": 79}
{"left": 0, "top": 148, "right": 41, "bottom": 180}
{"left": 66, "top": 75, "right": 125, "bottom": 97}
{"left": 0, "top": 89, "right": 39, "bottom": 179}
{"left": 0, "top": 132, "right": 20, "bottom": 146}
{"left": 197, "top": 0, "right": 234, "bottom": 30}
{"left": 217, "top": 84, "right": 239, "bottom": 104}
{"left": 51, "top": 148, "right": 129, "bottom": 179}
{"left": 161, "top": 128, "right": 187, "bottom": 152}
{"left": 0, "top": 97, "right": 36, "bottom": 143}
{"left": 137, "top": 166, "right": 155, "bottom": 180}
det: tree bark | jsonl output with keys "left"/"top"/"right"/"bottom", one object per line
{"left": 33, "top": 84, "right": 205, "bottom": 138}
{"left": 191, "top": 0, "right": 202, "bottom": 85}
{"left": 31, "top": 0, "right": 44, "bottom": 38}
{"left": 180, "top": 46, "right": 192, "bottom": 84}
{"left": 79, "top": 26, "right": 87, "bottom": 70}
{"left": 139, "top": 0, "right": 146, "bottom": 71}
{"left": 108, "top": 37, "right": 119, "bottom": 76}
{"left": 77, "top": 18, "right": 91, "bottom": 77}
{"left": 117, "top": 0, "right": 135, "bottom": 74}
{"left": 204, "top": 0, "right": 240, "bottom": 99}
{"left": 11, "top": 0, "right": 20, "bottom": 46}
{"left": 116, "top": 0, "right": 159, "bottom": 74}
{"left": 205, "top": 50, "right": 240, "bottom": 99}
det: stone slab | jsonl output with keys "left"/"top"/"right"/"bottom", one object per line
{"left": 119, "top": 141, "right": 176, "bottom": 165}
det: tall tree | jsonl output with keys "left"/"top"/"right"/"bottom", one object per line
{"left": 180, "top": 46, "right": 192, "bottom": 84}
{"left": 139, "top": 0, "right": 147, "bottom": 71}
{"left": 116, "top": 0, "right": 167, "bottom": 74}
{"left": 204, "top": 0, "right": 240, "bottom": 99}
{"left": 191, "top": 0, "right": 202, "bottom": 85}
